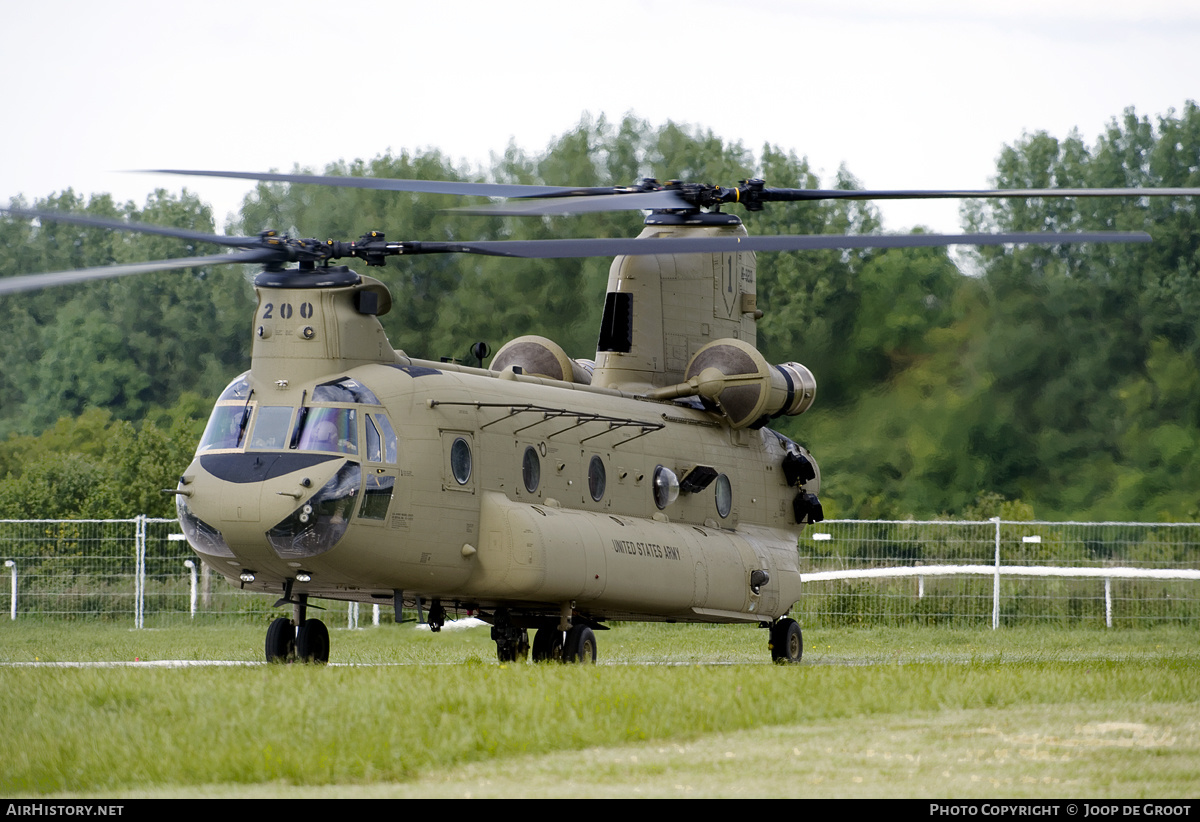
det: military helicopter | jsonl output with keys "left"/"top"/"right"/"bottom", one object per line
{"left": 4, "top": 170, "right": 1195, "bottom": 664}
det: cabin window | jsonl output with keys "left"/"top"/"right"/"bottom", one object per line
{"left": 248, "top": 406, "right": 294, "bottom": 450}
{"left": 715, "top": 473, "right": 732, "bottom": 518}
{"left": 522, "top": 446, "right": 540, "bottom": 493}
{"left": 588, "top": 455, "right": 606, "bottom": 502}
{"left": 296, "top": 407, "right": 358, "bottom": 455}
{"left": 451, "top": 437, "right": 472, "bottom": 485}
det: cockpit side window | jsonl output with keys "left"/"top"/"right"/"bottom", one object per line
{"left": 370, "top": 413, "right": 397, "bottom": 464}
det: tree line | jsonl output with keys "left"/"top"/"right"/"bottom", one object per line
{"left": 2, "top": 107, "right": 1198, "bottom": 520}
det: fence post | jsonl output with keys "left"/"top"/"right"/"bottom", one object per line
{"left": 992, "top": 517, "right": 1001, "bottom": 630}
{"left": 135, "top": 515, "right": 146, "bottom": 629}
{"left": 1105, "top": 577, "right": 1113, "bottom": 628}
{"left": 4, "top": 560, "right": 14, "bottom": 620}
{"left": 184, "top": 559, "right": 197, "bottom": 619}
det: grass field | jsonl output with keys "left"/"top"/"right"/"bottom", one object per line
{"left": 1, "top": 620, "right": 1197, "bottom": 798}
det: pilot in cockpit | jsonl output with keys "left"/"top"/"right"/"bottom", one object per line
{"left": 311, "top": 419, "right": 340, "bottom": 452}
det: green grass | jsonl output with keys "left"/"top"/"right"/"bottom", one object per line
{"left": 1, "top": 620, "right": 1197, "bottom": 798}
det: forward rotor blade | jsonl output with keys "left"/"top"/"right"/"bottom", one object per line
{"left": 411, "top": 231, "right": 1152, "bottom": 260}
{"left": 143, "top": 171, "right": 1200, "bottom": 216}
{"left": 452, "top": 190, "right": 691, "bottom": 215}
{"left": 1, "top": 206, "right": 254, "bottom": 247}
{"left": 0, "top": 249, "right": 280, "bottom": 295}
{"left": 147, "top": 169, "right": 572, "bottom": 199}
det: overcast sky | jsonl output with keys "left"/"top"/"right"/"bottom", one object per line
{"left": 4, "top": 0, "right": 1199, "bottom": 237}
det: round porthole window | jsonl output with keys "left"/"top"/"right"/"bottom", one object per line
{"left": 451, "top": 437, "right": 472, "bottom": 485}
{"left": 588, "top": 455, "right": 606, "bottom": 502}
{"left": 652, "top": 465, "right": 680, "bottom": 510}
{"left": 522, "top": 446, "right": 540, "bottom": 493}
{"left": 715, "top": 473, "right": 732, "bottom": 518}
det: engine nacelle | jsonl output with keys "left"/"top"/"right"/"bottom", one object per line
{"left": 490, "top": 335, "right": 592, "bottom": 384}
{"left": 683, "top": 339, "right": 816, "bottom": 429}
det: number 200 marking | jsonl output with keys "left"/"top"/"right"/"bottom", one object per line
{"left": 262, "top": 302, "right": 314, "bottom": 320}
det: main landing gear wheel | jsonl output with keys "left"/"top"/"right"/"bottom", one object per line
{"left": 296, "top": 618, "right": 330, "bottom": 664}
{"left": 769, "top": 617, "right": 803, "bottom": 664}
{"left": 494, "top": 628, "right": 530, "bottom": 663}
{"left": 564, "top": 624, "right": 597, "bottom": 664}
{"left": 265, "top": 617, "right": 294, "bottom": 663}
{"left": 531, "top": 627, "right": 564, "bottom": 662}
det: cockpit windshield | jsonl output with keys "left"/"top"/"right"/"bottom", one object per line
{"left": 295, "top": 407, "right": 358, "bottom": 455}
{"left": 198, "top": 405, "right": 249, "bottom": 452}
{"left": 248, "top": 406, "right": 295, "bottom": 450}
{"left": 195, "top": 374, "right": 393, "bottom": 458}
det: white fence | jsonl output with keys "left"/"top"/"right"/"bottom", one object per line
{"left": 0, "top": 517, "right": 277, "bottom": 625}
{"left": 1, "top": 517, "right": 1198, "bottom": 627}
{"left": 797, "top": 519, "right": 1200, "bottom": 627}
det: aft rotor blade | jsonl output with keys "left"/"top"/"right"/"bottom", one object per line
{"left": 409, "top": 231, "right": 1152, "bottom": 260}
{"left": 757, "top": 187, "right": 1200, "bottom": 202}
{"left": 147, "top": 169, "right": 573, "bottom": 199}
{"left": 0, "top": 249, "right": 280, "bottom": 295}
{"left": 0, "top": 206, "right": 255, "bottom": 247}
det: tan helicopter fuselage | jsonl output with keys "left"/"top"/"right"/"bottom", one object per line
{"left": 178, "top": 219, "right": 821, "bottom": 626}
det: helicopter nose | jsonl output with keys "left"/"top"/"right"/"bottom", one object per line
{"left": 178, "top": 453, "right": 354, "bottom": 564}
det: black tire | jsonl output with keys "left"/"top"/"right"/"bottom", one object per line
{"left": 265, "top": 617, "right": 294, "bottom": 663}
{"left": 296, "top": 618, "right": 330, "bottom": 664}
{"left": 494, "top": 628, "right": 529, "bottom": 663}
{"left": 769, "top": 618, "right": 803, "bottom": 664}
{"left": 532, "top": 627, "right": 564, "bottom": 662}
{"left": 564, "top": 624, "right": 597, "bottom": 664}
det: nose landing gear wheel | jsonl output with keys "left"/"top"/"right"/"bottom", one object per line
{"left": 265, "top": 617, "right": 295, "bottom": 663}
{"left": 296, "top": 618, "right": 330, "bottom": 664}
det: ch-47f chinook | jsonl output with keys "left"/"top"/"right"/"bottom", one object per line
{"left": 4, "top": 171, "right": 1196, "bottom": 664}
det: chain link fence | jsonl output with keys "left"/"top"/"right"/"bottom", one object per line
{"left": 797, "top": 519, "right": 1200, "bottom": 628}
{"left": 1, "top": 517, "right": 1198, "bottom": 628}
{"left": 0, "top": 518, "right": 277, "bottom": 625}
